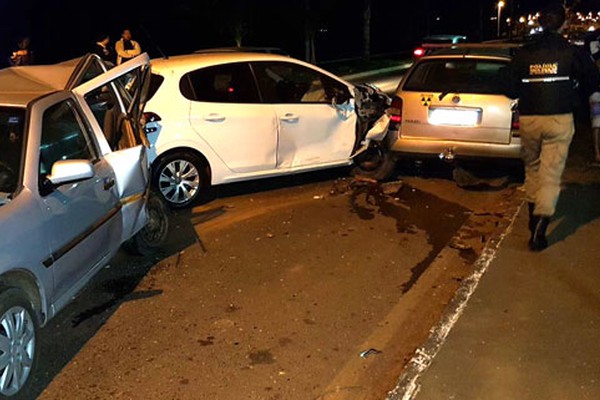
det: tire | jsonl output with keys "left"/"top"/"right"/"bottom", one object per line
{"left": 0, "top": 288, "right": 39, "bottom": 399}
{"left": 123, "top": 192, "right": 169, "bottom": 256}
{"left": 152, "top": 151, "right": 208, "bottom": 208}
{"left": 351, "top": 135, "right": 397, "bottom": 181}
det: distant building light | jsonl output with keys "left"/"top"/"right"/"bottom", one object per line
{"left": 519, "top": 16, "right": 526, "bottom": 24}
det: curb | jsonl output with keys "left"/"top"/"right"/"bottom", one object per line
{"left": 386, "top": 197, "right": 525, "bottom": 400}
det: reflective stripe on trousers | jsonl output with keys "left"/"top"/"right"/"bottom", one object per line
{"left": 520, "top": 114, "right": 575, "bottom": 217}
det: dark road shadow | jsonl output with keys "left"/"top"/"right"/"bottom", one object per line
{"left": 202, "top": 166, "right": 351, "bottom": 202}
{"left": 26, "top": 211, "right": 199, "bottom": 400}
{"left": 549, "top": 184, "right": 600, "bottom": 245}
{"left": 393, "top": 158, "right": 523, "bottom": 190}
{"left": 29, "top": 252, "right": 161, "bottom": 399}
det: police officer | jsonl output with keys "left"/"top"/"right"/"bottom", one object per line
{"left": 509, "top": 3, "right": 599, "bottom": 251}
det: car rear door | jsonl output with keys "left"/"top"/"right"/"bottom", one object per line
{"left": 182, "top": 62, "right": 277, "bottom": 173}
{"left": 71, "top": 54, "right": 152, "bottom": 244}
{"left": 400, "top": 58, "right": 514, "bottom": 144}
{"left": 251, "top": 61, "right": 356, "bottom": 169}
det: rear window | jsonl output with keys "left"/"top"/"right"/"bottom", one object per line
{"left": 403, "top": 59, "right": 510, "bottom": 95}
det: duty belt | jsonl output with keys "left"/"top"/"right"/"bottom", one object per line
{"left": 522, "top": 76, "right": 570, "bottom": 83}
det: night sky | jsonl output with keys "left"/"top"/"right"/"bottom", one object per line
{"left": 1, "top": 0, "right": 600, "bottom": 66}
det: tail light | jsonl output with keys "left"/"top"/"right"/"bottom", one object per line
{"left": 143, "top": 112, "right": 162, "bottom": 123}
{"left": 511, "top": 109, "right": 520, "bottom": 136}
{"left": 389, "top": 96, "right": 403, "bottom": 130}
{"left": 143, "top": 112, "right": 162, "bottom": 134}
{"left": 413, "top": 47, "right": 426, "bottom": 58}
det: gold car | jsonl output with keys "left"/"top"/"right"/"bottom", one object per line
{"left": 389, "top": 47, "right": 521, "bottom": 162}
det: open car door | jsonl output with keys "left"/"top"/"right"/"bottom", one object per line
{"left": 65, "top": 53, "right": 110, "bottom": 89}
{"left": 71, "top": 54, "right": 153, "bottom": 243}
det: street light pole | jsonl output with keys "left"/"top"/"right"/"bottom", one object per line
{"left": 498, "top": 1, "right": 506, "bottom": 37}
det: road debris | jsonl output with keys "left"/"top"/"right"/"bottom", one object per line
{"left": 359, "top": 348, "right": 383, "bottom": 358}
{"left": 453, "top": 167, "right": 510, "bottom": 189}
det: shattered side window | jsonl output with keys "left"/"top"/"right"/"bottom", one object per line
{"left": 252, "top": 61, "right": 347, "bottom": 104}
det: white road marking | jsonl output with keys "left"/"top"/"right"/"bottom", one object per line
{"left": 387, "top": 201, "right": 524, "bottom": 400}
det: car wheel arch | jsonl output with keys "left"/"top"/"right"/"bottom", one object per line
{"left": 0, "top": 270, "right": 47, "bottom": 326}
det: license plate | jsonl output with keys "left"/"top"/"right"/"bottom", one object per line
{"left": 428, "top": 107, "right": 482, "bottom": 127}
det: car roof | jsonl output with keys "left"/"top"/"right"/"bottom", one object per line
{"left": 151, "top": 52, "right": 299, "bottom": 71}
{"left": 423, "top": 43, "right": 520, "bottom": 59}
{"left": 423, "top": 34, "right": 468, "bottom": 41}
{"left": 194, "top": 47, "right": 289, "bottom": 56}
{"left": 149, "top": 52, "right": 348, "bottom": 84}
{"left": 0, "top": 57, "right": 83, "bottom": 107}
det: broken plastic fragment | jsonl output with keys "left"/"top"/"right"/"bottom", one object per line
{"left": 359, "top": 348, "right": 382, "bottom": 358}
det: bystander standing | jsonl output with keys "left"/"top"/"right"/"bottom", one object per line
{"left": 9, "top": 37, "right": 33, "bottom": 66}
{"left": 115, "top": 29, "right": 141, "bottom": 65}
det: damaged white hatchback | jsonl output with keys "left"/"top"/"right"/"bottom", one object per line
{"left": 0, "top": 53, "right": 167, "bottom": 397}
{"left": 144, "top": 52, "right": 389, "bottom": 207}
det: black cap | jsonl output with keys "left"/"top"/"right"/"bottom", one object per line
{"left": 539, "top": 3, "right": 566, "bottom": 31}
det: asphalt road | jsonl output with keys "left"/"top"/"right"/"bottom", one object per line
{"left": 359, "top": 71, "right": 406, "bottom": 95}
{"left": 27, "top": 160, "right": 523, "bottom": 400}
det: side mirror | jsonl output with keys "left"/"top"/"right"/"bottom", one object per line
{"left": 47, "top": 159, "right": 94, "bottom": 187}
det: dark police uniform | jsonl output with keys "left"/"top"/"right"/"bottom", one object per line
{"left": 510, "top": 31, "right": 598, "bottom": 218}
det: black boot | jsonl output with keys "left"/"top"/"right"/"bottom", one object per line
{"left": 529, "top": 217, "right": 550, "bottom": 252}
{"left": 528, "top": 203, "right": 536, "bottom": 232}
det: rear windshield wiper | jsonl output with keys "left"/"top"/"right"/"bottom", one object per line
{"left": 439, "top": 88, "right": 457, "bottom": 101}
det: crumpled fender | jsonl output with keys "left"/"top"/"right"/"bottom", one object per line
{"left": 351, "top": 113, "right": 390, "bottom": 158}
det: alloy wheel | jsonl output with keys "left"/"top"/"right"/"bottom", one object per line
{"left": 0, "top": 306, "right": 35, "bottom": 396}
{"left": 158, "top": 159, "right": 200, "bottom": 205}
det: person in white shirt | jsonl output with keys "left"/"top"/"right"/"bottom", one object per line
{"left": 115, "top": 29, "right": 141, "bottom": 65}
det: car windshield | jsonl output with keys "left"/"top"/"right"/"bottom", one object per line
{"left": 403, "top": 59, "right": 510, "bottom": 95}
{"left": 0, "top": 107, "right": 26, "bottom": 199}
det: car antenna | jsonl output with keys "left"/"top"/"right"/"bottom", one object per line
{"left": 139, "top": 24, "right": 169, "bottom": 59}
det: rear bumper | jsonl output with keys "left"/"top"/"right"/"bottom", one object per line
{"left": 389, "top": 132, "right": 521, "bottom": 160}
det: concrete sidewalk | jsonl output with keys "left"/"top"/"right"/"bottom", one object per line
{"left": 411, "top": 182, "right": 600, "bottom": 399}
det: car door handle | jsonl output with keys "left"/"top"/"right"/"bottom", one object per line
{"left": 103, "top": 178, "right": 115, "bottom": 191}
{"left": 204, "top": 113, "right": 226, "bottom": 123}
{"left": 280, "top": 113, "right": 299, "bottom": 123}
